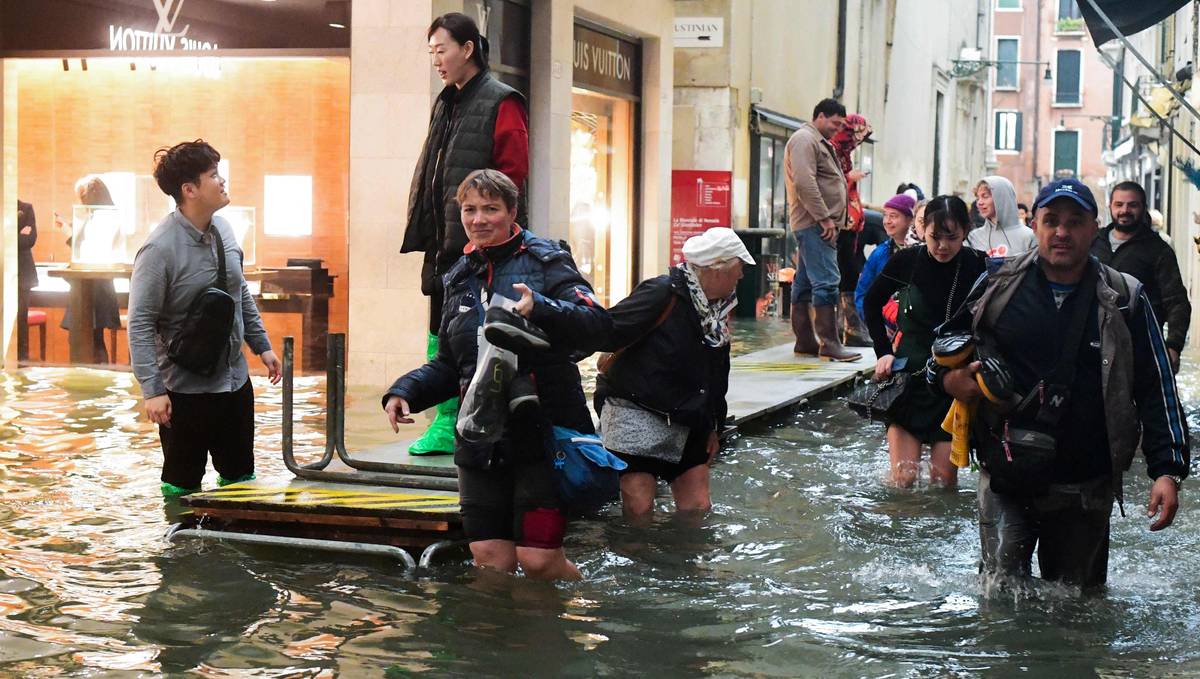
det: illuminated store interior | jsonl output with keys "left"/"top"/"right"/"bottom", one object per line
{"left": 10, "top": 55, "right": 349, "bottom": 367}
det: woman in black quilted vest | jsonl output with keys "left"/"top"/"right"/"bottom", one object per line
{"left": 400, "top": 12, "right": 531, "bottom": 457}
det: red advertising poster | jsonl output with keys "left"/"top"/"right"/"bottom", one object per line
{"left": 670, "top": 170, "right": 732, "bottom": 265}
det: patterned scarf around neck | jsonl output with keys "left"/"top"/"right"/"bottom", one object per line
{"left": 680, "top": 263, "right": 738, "bottom": 348}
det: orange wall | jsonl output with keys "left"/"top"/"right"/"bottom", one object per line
{"left": 14, "top": 56, "right": 349, "bottom": 368}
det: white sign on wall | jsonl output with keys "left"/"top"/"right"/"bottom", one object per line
{"left": 674, "top": 17, "right": 724, "bottom": 48}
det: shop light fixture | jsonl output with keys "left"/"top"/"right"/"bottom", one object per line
{"left": 324, "top": 1, "right": 349, "bottom": 29}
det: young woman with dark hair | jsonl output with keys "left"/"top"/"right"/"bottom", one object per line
{"left": 400, "top": 12, "right": 531, "bottom": 456}
{"left": 862, "top": 195, "right": 987, "bottom": 488}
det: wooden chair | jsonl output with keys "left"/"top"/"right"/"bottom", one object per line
{"left": 26, "top": 310, "right": 47, "bottom": 361}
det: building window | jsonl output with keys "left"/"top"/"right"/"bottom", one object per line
{"left": 994, "top": 111, "right": 1023, "bottom": 151}
{"left": 1055, "top": 49, "right": 1082, "bottom": 105}
{"left": 1053, "top": 129, "right": 1080, "bottom": 177}
{"left": 996, "top": 38, "right": 1020, "bottom": 89}
{"left": 1058, "top": 0, "right": 1082, "bottom": 19}
{"left": 997, "top": 0, "right": 1021, "bottom": 8}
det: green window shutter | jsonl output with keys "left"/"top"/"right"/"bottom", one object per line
{"left": 1053, "top": 130, "right": 1079, "bottom": 175}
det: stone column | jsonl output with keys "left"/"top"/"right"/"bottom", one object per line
{"left": 346, "top": 0, "right": 434, "bottom": 389}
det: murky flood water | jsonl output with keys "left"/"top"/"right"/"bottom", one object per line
{"left": 0, "top": 319, "right": 1197, "bottom": 676}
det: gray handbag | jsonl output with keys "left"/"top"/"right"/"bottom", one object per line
{"left": 599, "top": 397, "right": 690, "bottom": 463}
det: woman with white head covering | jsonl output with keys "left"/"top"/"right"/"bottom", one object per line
{"left": 594, "top": 228, "right": 752, "bottom": 520}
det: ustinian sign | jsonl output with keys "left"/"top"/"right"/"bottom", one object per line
{"left": 573, "top": 23, "right": 641, "bottom": 98}
{"left": 674, "top": 17, "right": 724, "bottom": 48}
{"left": 670, "top": 170, "right": 732, "bottom": 265}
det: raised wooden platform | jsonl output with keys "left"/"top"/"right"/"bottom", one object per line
{"left": 177, "top": 342, "right": 873, "bottom": 557}
{"left": 181, "top": 478, "right": 461, "bottom": 549}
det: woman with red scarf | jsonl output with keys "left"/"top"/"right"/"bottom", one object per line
{"left": 830, "top": 114, "right": 873, "bottom": 346}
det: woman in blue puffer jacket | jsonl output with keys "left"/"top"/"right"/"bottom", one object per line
{"left": 383, "top": 170, "right": 611, "bottom": 581}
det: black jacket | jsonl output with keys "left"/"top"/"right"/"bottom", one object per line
{"left": 17, "top": 200, "right": 37, "bottom": 291}
{"left": 1091, "top": 224, "right": 1191, "bottom": 351}
{"left": 385, "top": 228, "right": 610, "bottom": 468}
{"left": 594, "top": 268, "right": 731, "bottom": 433}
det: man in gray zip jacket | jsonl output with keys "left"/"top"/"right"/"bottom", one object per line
{"left": 128, "top": 141, "right": 281, "bottom": 498}
{"left": 930, "top": 179, "right": 1189, "bottom": 591}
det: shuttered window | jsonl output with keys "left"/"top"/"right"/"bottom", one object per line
{"left": 995, "top": 111, "right": 1023, "bottom": 151}
{"left": 1053, "top": 130, "right": 1080, "bottom": 176}
{"left": 996, "top": 39, "right": 1020, "bottom": 89}
{"left": 1055, "top": 50, "right": 1082, "bottom": 104}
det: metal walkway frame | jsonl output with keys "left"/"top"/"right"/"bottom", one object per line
{"left": 281, "top": 334, "right": 458, "bottom": 492}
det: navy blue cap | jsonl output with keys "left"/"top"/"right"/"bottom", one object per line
{"left": 1033, "top": 178, "right": 1097, "bottom": 215}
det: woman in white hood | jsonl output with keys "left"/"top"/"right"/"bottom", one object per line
{"left": 967, "top": 176, "right": 1037, "bottom": 257}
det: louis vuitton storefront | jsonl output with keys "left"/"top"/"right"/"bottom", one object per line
{"left": 0, "top": 0, "right": 678, "bottom": 390}
{"left": 0, "top": 0, "right": 351, "bottom": 368}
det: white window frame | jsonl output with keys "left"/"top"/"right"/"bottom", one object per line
{"left": 1052, "top": 48, "right": 1084, "bottom": 107}
{"left": 995, "top": 0, "right": 1022, "bottom": 11}
{"left": 993, "top": 36, "right": 1022, "bottom": 91}
{"left": 1051, "top": 127, "right": 1081, "bottom": 177}
{"left": 993, "top": 109, "right": 1022, "bottom": 154}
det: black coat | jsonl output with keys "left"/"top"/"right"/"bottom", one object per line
{"left": 595, "top": 267, "right": 731, "bottom": 433}
{"left": 1091, "top": 224, "right": 1191, "bottom": 351}
{"left": 386, "top": 228, "right": 611, "bottom": 468}
{"left": 17, "top": 200, "right": 37, "bottom": 291}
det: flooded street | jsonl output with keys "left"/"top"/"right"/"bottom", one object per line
{"left": 0, "top": 320, "right": 1197, "bottom": 676}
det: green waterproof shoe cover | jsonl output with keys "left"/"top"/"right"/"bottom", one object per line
{"left": 217, "top": 473, "right": 256, "bottom": 487}
{"left": 160, "top": 482, "right": 200, "bottom": 498}
{"left": 408, "top": 396, "right": 458, "bottom": 456}
{"left": 408, "top": 333, "right": 457, "bottom": 456}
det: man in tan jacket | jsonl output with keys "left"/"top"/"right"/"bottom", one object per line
{"left": 784, "top": 97, "right": 858, "bottom": 361}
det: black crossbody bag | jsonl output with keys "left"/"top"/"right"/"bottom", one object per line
{"left": 975, "top": 269, "right": 1097, "bottom": 496}
{"left": 167, "top": 226, "right": 236, "bottom": 376}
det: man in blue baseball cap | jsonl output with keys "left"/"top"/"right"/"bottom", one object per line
{"left": 927, "top": 177, "right": 1189, "bottom": 592}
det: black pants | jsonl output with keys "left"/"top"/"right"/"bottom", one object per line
{"left": 977, "top": 471, "right": 1113, "bottom": 590}
{"left": 836, "top": 230, "right": 865, "bottom": 293}
{"left": 16, "top": 286, "right": 29, "bottom": 361}
{"left": 158, "top": 379, "right": 255, "bottom": 489}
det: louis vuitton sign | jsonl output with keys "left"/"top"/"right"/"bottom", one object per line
{"left": 0, "top": 0, "right": 349, "bottom": 55}
{"left": 573, "top": 23, "right": 641, "bottom": 98}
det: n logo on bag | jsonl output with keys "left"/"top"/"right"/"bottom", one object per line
{"left": 1048, "top": 394, "right": 1066, "bottom": 408}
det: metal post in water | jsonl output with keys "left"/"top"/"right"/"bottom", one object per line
{"left": 278, "top": 334, "right": 457, "bottom": 491}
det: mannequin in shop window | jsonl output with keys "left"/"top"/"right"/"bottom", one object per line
{"left": 399, "top": 11, "right": 530, "bottom": 456}
{"left": 60, "top": 175, "right": 123, "bottom": 363}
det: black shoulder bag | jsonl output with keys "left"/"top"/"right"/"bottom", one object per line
{"left": 167, "top": 226, "right": 236, "bottom": 376}
{"left": 975, "top": 269, "right": 1097, "bottom": 496}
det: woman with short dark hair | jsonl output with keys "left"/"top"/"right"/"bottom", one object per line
{"left": 385, "top": 170, "right": 609, "bottom": 581}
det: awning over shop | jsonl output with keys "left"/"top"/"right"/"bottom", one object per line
{"left": 750, "top": 105, "right": 805, "bottom": 137}
{"left": 1081, "top": 0, "right": 1191, "bottom": 46}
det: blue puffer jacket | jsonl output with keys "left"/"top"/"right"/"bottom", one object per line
{"left": 854, "top": 239, "right": 900, "bottom": 318}
{"left": 385, "top": 227, "right": 612, "bottom": 468}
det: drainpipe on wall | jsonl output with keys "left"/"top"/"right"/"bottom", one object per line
{"left": 1033, "top": 0, "right": 1044, "bottom": 190}
{"left": 835, "top": 0, "right": 847, "bottom": 98}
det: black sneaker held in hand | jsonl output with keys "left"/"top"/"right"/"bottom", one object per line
{"left": 483, "top": 306, "right": 551, "bottom": 354}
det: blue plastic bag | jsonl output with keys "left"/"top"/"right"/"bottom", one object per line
{"left": 550, "top": 426, "right": 627, "bottom": 513}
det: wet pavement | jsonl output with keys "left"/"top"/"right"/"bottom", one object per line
{"left": 0, "top": 318, "right": 1197, "bottom": 676}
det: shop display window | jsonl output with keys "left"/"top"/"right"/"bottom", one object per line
{"left": 10, "top": 55, "right": 349, "bottom": 364}
{"left": 264, "top": 175, "right": 313, "bottom": 237}
{"left": 569, "top": 90, "right": 635, "bottom": 305}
